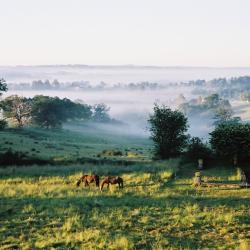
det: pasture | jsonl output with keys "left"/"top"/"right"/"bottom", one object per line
{"left": 0, "top": 125, "right": 249, "bottom": 249}
{"left": 0, "top": 162, "right": 249, "bottom": 249}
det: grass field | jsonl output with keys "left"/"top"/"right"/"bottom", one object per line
{"left": 0, "top": 125, "right": 250, "bottom": 249}
{"left": 0, "top": 122, "right": 152, "bottom": 164}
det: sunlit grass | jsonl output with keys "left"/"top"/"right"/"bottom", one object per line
{"left": 0, "top": 160, "right": 249, "bottom": 249}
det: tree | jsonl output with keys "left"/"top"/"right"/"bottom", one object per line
{"left": 203, "top": 94, "right": 220, "bottom": 108}
{"left": 213, "top": 105, "right": 241, "bottom": 126}
{"left": 186, "top": 137, "right": 212, "bottom": 162}
{"left": 31, "top": 96, "right": 69, "bottom": 128}
{"left": 31, "top": 96, "right": 92, "bottom": 128}
{"left": 148, "top": 104, "right": 188, "bottom": 159}
{"left": 210, "top": 123, "right": 250, "bottom": 164}
{"left": 92, "top": 103, "right": 111, "bottom": 122}
{"left": 0, "top": 78, "right": 7, "bottom": 96}
{"left": 0, "top": 95, "right": 31, "bottom": 127}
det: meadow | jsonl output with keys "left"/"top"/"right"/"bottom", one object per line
{"left": 0, "top": 126, "right": 250, "bottom": 250}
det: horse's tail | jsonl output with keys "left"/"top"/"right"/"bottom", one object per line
{"left": 120, "top": 178, "right": 124, "bottom": 188}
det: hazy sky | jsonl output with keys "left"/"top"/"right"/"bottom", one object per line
{"left": 1, "top": 0, "right": 250, "bottom": 66}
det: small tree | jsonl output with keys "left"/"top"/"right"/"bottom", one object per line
{"left": 0, "top": 79, "right": 8, "bottom": 129}
{"left": 213, "top": 105, "right": 241, "bottom": 126}
{"left": 0, "top": 78, "right": 7, "bottom": 96}
{"left": 148, "top": 104, "right": 188, "bottom": 159}
{"left": 203, "top": 94, "right": 220, "bottom": 108}
{"left": 92, "top": 103, "right": 111, "bottom": 122}
{"left": 186, "top": 137, "right": 212, "bottom": 162}
{"left": 210, "top": 123, "right": 250, "bottom": 164}
{"left": 0, "top": 95, "right": 31, "bottom": 127}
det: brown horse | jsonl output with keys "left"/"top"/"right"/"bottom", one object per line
{"left": 100, "top": 176, "right": 124, "bottom": 191}
{"left": 76, "top": 174, "right": 100, "bottom": 188}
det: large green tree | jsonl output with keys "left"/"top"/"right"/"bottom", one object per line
{"left": 31, "top": 96, "right": 92, "bottom": 128}
{"left": 148, "top": 104, "right": 188, "bottom": 159}
{"left": 210, "top": 123, "right": 250, "bottom": 164}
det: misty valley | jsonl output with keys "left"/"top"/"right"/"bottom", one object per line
{"left": 1, "top": 67, "right": 250, "bottom": 250}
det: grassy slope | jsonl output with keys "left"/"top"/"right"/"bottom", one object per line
{"left": 0, "top": 122, "right": 152, "bottom": 163}
{"left": 0, "top": 125, "right": 249, "bottom": 249}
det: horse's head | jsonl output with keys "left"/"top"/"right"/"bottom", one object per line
{"left": 76, "top": 179, "right": 81, "bottom": 187}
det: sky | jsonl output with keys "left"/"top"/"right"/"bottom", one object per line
{"left": 0, "top": 0, "right": 250, "bottom": 67}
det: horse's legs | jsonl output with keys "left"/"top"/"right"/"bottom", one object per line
{"left": 84, "top": 180, "right": 89, "bottom": 188}
{"left": 100, "top": 180, "right": 106, "bottom": 191}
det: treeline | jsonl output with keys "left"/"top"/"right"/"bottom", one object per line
{"left": 189, "top": 76, "right": 250, "bottom": 99}
{"left": 7, "top": 80, "right": 165, "bottom": 91}
{"left": 6, "top": 76, "right": 250, "bottom": 94}
{"left": 0, "top": 79, "right": 113, "bottom": 129}
{"left": 149, "top": 104, "right": 250, "bottom": 169}
{"left": 179, "top": 93, "right": 241, "bottom": 125}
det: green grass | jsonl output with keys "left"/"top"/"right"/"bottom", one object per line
{"left": 0, "top": 125, "right": 249, "bottom": 249}
{"left": 0, "top": 161, "right": 249, "bottom": 250}
{"left": 0, "top": 122, "right": 152, "bottom": 164}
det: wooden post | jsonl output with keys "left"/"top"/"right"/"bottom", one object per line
{"left": 193, "top": 171, "right": 202, "bottom": 187}
{"left": 198, "top": 159, "right": 203, "bottom": 170}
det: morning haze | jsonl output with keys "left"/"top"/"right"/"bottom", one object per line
{"left": 0, "top": 1, "right": 250, "bottom": 249}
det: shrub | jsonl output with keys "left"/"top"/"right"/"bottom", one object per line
{"left": 101, "top": 149, "right": 123, "bottom": 157}
{"left": 0, "top": 120, "right": 7, "bottom": 130}
{"left": 185, "top": 137, "right": 212, "bottom": 163}
{"left": 210, "top": 123, "right": 250, "bottom": 164}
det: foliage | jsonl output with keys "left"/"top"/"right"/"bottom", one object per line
{"left": 31, "top": 95, "right": 92, "bottom": 128}
{"left": 0, "top": 120, "right": 7, "bottom": 130}
{"left": 92, "top": 103, "right": 111, "bottom": 122}
{"left": 213, "top": 105, "right": 241, "bottom": 126}
{"left": 99, "top": 149, "right": 123, "bottom": 157}
{"left": 148, "top": 104, "right": 188, "bottom": 159}
{"left": 210, "top": 123, "right": 250, "bottom": 163}
{"left": 185, "top": 137, "right": 212, "bottom": 162}
{"left": 0, "top": 95, "right": 32, "bottom": 127}
{"left": 0, "top": 78, "right": 7, "bottom": 95}
{"left": 203, "top": 93, "right": 220, "bottom": 108}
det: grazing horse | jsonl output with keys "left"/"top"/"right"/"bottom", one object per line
{"left": 100, "top": 176, "right": 123, "bottom": 191}
{"left": 76, "top": 174, "right": 100, "bottom": 188}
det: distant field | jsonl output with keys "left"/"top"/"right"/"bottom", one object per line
{"left": 0, "top": 122, "right": 152, "bottom": 164}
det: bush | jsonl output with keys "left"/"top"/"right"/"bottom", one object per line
{"left": 0, "top": 120, "right": 7, "bottom": 130}
{"left": 185, "top": 137, "right": 212, "bottom": 163}
{"left": 101, "top": 149, "right": 123, "bottom": 157}
{"left": 0, "top": 149, "right": 27, "bottom": 165}
{"left": 210, "top": 123, "right": 250, "bottom": 164}
{"left": 0, "top": 148, "right": 50, "bottom": 166}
